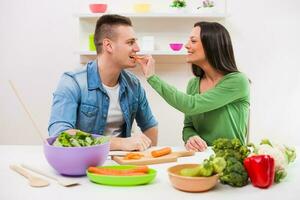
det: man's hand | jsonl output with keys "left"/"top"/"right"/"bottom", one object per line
{"left": 136, "top": 55, "right": 155, "bottom": 78}
{"left": 110, "top": 134, "right": 152, "bottom": 151}
{"left": 185, "top": 135, "right": 207, "bottom": 152}
{"left": 64, "top": 129, "right": 79, "bottom": 135}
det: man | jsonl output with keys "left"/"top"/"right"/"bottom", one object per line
{"left": 48, "top": 14, "right": 158, "bottom": 151}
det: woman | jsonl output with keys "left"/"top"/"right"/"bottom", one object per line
{"left": 137, "top": 22, "right": 250, "bottom": 152}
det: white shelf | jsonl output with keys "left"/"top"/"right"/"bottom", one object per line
{"left": 76, "top": 50, "right": 187, "bottom": 56}
{"left": 75, "top": 7, "right": 227, "bottom": 64}
{"left": 77, "top": 50, "right": 187, "bottom": 64}
{"left": 74, "top": 13, "right": 226, "bottom": 20}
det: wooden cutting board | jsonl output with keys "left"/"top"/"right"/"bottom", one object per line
{"left": 112, "top": 150, "right": 195, "bottom": 165}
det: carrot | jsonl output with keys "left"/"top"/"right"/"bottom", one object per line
{"left": 151, "top": 147, "right": 172, "bottom": 158}
{"left": 131, "top": 166, "right": 149, "bottom": 173}
{"left": 88, "top": 166, "right": 149, "bottom": 176}
{"left": 123, "top": 152, "right": 144, "bottom": 160}
{"left": 133, "top": 55, "right": 146, "bottom": 60}
{"left": 116, "top": 172, "right": 146, "bottom": 176}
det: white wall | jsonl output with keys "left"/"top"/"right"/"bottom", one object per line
{"left": 0, "top": 0, "right": 299, "bottom": 146}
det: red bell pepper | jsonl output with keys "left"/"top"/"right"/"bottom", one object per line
{"left": 244, "top": 155, "right": 275, "bottom": 188}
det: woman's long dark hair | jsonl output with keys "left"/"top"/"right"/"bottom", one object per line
{"left": 192, "top": 22, "right": 238, "bottom": 78}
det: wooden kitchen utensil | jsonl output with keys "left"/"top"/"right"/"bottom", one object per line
{"left": 112, "top": 150, "right": 195, "bottom": 165}
{"left": 10, "top": 165, "right": 50, "bottom": 187}
{"left": 21, "top": 164, "right": 80, "bottom": 187}
{"left": 8, "top": 80, "right": 47, "bottom": 144}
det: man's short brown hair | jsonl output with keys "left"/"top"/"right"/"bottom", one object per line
{"left": 94, "top": 14, "right": 132, "bottom": 54}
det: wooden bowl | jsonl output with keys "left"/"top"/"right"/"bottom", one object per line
{"left": 168, "top": 164, "right": 219, "bottom": 192}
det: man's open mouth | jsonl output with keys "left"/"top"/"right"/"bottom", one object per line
{"left": 129, "top": 55, "right": 145, "bottom": 60}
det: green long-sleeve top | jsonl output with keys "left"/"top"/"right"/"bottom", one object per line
{"left": 147, "top": 72, "right": 250, "bottom": 145}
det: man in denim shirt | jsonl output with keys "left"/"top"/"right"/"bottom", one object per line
{"left": 48, "top": 15, "right": 158, "bottom": 151}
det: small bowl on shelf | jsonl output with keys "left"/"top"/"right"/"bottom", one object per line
{"left": 168, "top": 164, "right": 219, "bottom": 192}
{"left": 169, "top": 43, "right": 183, "bottom": 51}
{"left": 133, "top": 3, "right": 151, "bottom": 13}
{"left": 89, "top": 4, "right": 108, "bottom": 13}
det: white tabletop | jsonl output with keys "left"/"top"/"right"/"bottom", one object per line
{"left": 0, "top": 145, "right": 299, "bottom": 200}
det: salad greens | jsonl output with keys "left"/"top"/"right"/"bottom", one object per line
{"left": 52, "top": 131, "right": 109, "bottom": 147}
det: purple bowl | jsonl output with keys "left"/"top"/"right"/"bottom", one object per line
{"left": 169, "top": 43, "right": 183, "bottom": 51}
{"left": 44, "top": 135, "right": 110, "bottom": 176}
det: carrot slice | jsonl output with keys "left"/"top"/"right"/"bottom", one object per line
{"left": 123, "top": 152, "right": 144, "bottom": 160}
{"left": 151, "top": 147, "right": 172, "bottom": 158}
{"left": 132, "top": 55, "right": 146, "bottom": 60}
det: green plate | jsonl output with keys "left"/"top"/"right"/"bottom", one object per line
{"left": 86, "top": 165, "right": 157, "bottom": 186}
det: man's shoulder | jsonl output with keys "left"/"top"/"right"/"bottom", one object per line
{"left": 64, "top": 66, "right": 87, "bottom": 79}
{"left": 61, "top": 66, "right": 89, "bottom": 88}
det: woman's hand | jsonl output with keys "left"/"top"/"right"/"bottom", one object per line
{"left": 185, "top": 135, "right": 207, "bottom": 152}
{"left": 136, "top": 55, "right": 155, "bottom": 78}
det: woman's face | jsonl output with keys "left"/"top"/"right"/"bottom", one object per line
{"left": 185, "top": 26, "right": 206, "bottom": 64}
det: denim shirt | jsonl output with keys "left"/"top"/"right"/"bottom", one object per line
{"left": 48, "top": 60, "right": 158, "bottom": 137}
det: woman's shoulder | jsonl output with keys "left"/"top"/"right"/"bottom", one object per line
{"left": 186, "top": 77, "right": 199, "bottom": 93}
{"left": 222, "top": 72, "right": 250, "bottom": 85}
{"left": 188, "top": 76, "right": 199, "bottom": 85}
{"left": 219, "top": 72, "right": 250, "bottom": 96}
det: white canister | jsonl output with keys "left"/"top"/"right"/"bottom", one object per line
{"left": 141, "top": 36, "right": 155, "bottom": 51}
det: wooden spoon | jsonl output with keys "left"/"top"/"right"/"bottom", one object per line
{"left": 21, "top": 164, "right": 80, "bottom": 187}
{"left": 10, "top": 165, "right": 49, "bottom": 187}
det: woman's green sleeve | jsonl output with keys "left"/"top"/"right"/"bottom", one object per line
{"left": 147, "top": 74, "right": 249, "bottom": 116}
{"left": 182, "top": 115, "right": 198, "bottom": 143}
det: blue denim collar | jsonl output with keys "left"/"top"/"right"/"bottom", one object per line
{"left": 87, "top": 60, "right": 128, "bottom": 94}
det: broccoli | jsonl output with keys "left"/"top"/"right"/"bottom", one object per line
{"left": 212, "top": 138, "right": 250, "bottom": 187}
{"left": 212, "top": 138, "right": 250, "bottom": 162}
{"left": 220, "top": 157, "right": 248, "bottom": 187}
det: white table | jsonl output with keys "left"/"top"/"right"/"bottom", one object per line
{"left": 0, "top": 145, "right": 299, "bottom": 200}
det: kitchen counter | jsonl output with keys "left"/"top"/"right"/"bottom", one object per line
{"left": 0, "top": 145, "right": 298, "bottom": 200}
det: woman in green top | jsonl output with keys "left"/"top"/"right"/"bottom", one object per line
{"left": 137, "top": 22, "right": 250, "bottom": 151}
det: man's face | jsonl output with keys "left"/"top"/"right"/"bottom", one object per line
{"left": 110, "top": 26, "right": 140, "bottom": 68}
